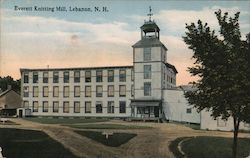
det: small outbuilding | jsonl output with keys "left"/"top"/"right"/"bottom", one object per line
{"left": 0, "top": 88, "right": 22, "bottom": 116}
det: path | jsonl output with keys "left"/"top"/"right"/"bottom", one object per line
{"left": 1, "top": 119, "right": 250, "bottom": 158}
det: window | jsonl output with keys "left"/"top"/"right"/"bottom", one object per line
{"left": 96, "top": 70, "right": 102, "bottom": 82}
{"left": 43, "top": 86, "right": 49, "bottom": 97}
{"left": 74, "top": 71, "right": 80, "bottom": 83}
{"left": 119, "top": 101, "right": 126, "bottom": 113}
{"left": 24, "top": 72, "right": 29, "bottom": 83}
{"left": 33, "top": 72, "right": 38, "bottom": 83}
{"left": 144, "top": 82, "right": 151, "bottom": 96}
{"left": 64, "top": 71, "right": 69, "bottom": 83}
{"left": 74, "top": 86, "right": 80, "bottom": 97}
{"left": 85, "top": 86, "right": 91, "bottom": 97}
{"left": 53, "top": 101, "right": 59, "bottom": 113}
{"left": 53, "top": 72, "right": 59, "bottom": 83}
{"left": 119, "top": 85, "right": 126, "bottom": 97}
{"left": 96, "top": 102, "right": 102, "bottom": 113}
{"left": 85, "top": 102, "right": 91, "bottom": 113}
{"left": 63, "top": 102, "right": 69, "bottom": 113}
{"left": 33, "top": 86, "right": 39, "bottom": 97}
{"left": 96, "top": 86, "right": 103, "bottom": 97}
{"left": 43, "top": 72, "right": 48, "bottom": 83}
{"left": 108, "top": 85, "right": 114, "bottom": 97}
{"left": 131, "top": 85, "right": 134, "bottom": 97}
{"left": 144, "top": 65, "right": 151, "bottom": 79}
{"left": 85, "top": 71, "right": 91, "bottom": 82}
{"left": 119, "top": 70, "right": 126, "bottom": 82}
{"left": 186, "top": 108, "right": 192, "bottom": 114}
{"left": 43, "top": 101, "right": 48, "bottom": 112}
{"left": 143, "top": 47, "right": 151, "bottom": 61}
{"left": 107, "top": 101, "right": 114, "bottom": 114}
{"left": 63, "top": 86, "right": 69, "bottom": 97}
{"left": 53, "top": 86, "right": 59, "bottom": 97}
{"left": 23, "top": 101, "right": 29, "bottom": 108}
{"left": 33, "top": 101, "right": 38, "bottom": 112}
{"left": 217, "top": 118, "right": 227, "bottom": 127}
{"left": 23, "top": 86, "right": 29, "bottom": 97}
{"left": 74, "top": 102, "right": 80, "bottom": 113}
{"left": 108, "top": 70, "right": 114, "bottom": 82}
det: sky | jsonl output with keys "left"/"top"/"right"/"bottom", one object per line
{"left": 0, "top": 0, "right": 250, "bottom": 85}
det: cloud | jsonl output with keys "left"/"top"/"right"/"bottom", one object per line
{"left": 1, "top": 5, "right": 249, "bottom": 86}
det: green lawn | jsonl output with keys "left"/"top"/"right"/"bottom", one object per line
{"left": 65, "top": 123, "right": 151, "bottom": 129}
{"left": 0, "top": 128, "right": 78, "bottom": 158}
{"left": 24, "top": 117, "right": 109, "bottom": 124}
{"left": 75, "top": 130, "right": 137, "bottom": 147}
{"left": 170, "top": 136, "right": 250, "bottom": 158}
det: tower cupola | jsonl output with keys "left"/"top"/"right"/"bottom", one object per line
{"left": 140, "top": 7, "right": 160, "bottom": 39}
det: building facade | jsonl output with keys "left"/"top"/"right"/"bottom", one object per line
{"left": 0, "top": 88, "right": 22, "bottom": 116}
{"left": 20, "top": 16, "right": 177, "bottom": 119}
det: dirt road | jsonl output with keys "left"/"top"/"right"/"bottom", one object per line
{"left": 1, "top": 119, "right": 250, "bottom": 158}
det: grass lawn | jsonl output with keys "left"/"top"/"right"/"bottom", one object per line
{"left": 170, "top": 136, "right": 250, "bottom": 158}
{"left": 65, "top": 123, "right": 151, "bottom": 129}
{"left": 75, "top": 130, "right": 136, "bottom": 147}
{"left": 0, "top": 128, "right": 77, "bottom": 158}
{"left": 24, "top": 117, "right": 109, "bottom": 124}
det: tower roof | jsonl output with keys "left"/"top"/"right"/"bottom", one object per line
{"left": 141, "top": 21, "right": 160, "bottom": 33}
{"left": 132, "top": 38, "right": 167, "bottom": 50}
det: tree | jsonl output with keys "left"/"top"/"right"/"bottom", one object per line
{"left": 0, "top": 76, "right": 21, "bottom": 93}
{"left": 183, "top": 10, "right": 250, "bottom": 158}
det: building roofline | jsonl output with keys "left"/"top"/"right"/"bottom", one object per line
{"left": 20, "top": 65, "right": 133, "bottom": 72}
{"left": 0, "top": 89, "right": 19, "bottom": 97}
{"left": 165, "top": 62, "right": 178, "bottom": 74}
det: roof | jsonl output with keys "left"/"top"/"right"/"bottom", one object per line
{"left": 140, "top": 21, "right": 160, "bottom": 32}
{"left": 20, "top": 65, "right": 133, "bottom": 72}
{"left": 0, "top": 89, "right": 11, "bottom": 97}
{"left": 165, "top": 63, "right": 178, "bottom": 74}
{"left": 132, "top": 38, "right": 167, "bottom": 50}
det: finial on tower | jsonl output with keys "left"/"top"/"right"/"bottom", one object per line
{"left": 147, "top": 6, "right": 153, "bottom": 22}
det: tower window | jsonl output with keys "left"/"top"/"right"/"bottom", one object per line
{"left": 144, "top": 82, "right": 151, "bottom": 96}
{"left": 143, "top": 47, "right": 151, "bottom": 61}
{"left": 144, "top": 65, "right": 151, "bottom": 79}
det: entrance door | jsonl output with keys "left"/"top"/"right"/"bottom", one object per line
{"left": 19, "top": 109, "right": 23, "bottom": 118}
{"left": 154, "top": 106, "right": 159, "bottom": 117}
